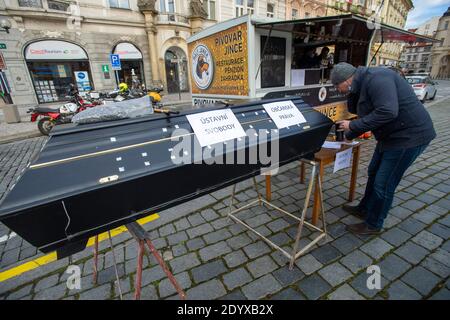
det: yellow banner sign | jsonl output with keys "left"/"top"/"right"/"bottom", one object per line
{"left": 189, "top": 23, "right": 249, "bottom": 96}
{"left": 313, "top": 101, "right": 355, "bottom": 122}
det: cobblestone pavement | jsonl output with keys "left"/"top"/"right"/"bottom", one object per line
{"left": 0, "top": 99, "right": 449, "bottom": 300}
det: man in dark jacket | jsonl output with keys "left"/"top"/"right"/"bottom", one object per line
{"left": 331, "top": 62, "right": 436, "bottom": 235}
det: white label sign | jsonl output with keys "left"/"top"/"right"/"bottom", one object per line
{"left": 186, "top": 109, "right": 247, "bottom": 147}
{"left": 263, "top": 100, "right": 307, "bottom": 129}
{"left": 333, "top": 148, "right": 353, "bottom": 173}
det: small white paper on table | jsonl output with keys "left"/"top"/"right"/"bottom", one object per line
{"left": 291, "top": 69, "right": 306, "bottom": 87}
{"left": 186, "top": 109, "right": 247, "bottom": 147}
{"left": 322, "top": 141, "right": 342, "bottom": 149}
{"left": 333, "top": 148, "right": 353, "bottom": 173}
{"left": 263, "top": 100, "right": 307, "bottom": 129}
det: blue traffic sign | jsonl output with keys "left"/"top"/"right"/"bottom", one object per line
{"left": 110, "top": 54, "right": 121, "bottom": 70}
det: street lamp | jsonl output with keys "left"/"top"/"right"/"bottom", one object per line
{"left": 0, "top": 17, "right": 12, "bottom": 33}
{"left": 172, "top": 54, "right": 182, "bottom": 101}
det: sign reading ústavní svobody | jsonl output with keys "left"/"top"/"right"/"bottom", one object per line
{"left": 186, "top": 109, "right": 247, "bottom": 147}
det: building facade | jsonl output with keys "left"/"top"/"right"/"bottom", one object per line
{"left": 431, "top": 7, "right": 450, "bottom": 79}
{"left": 401, "top": 43, "right": 433, "bottom": 74}
{"left": 415, "top": 16, "right": 440, "bottom": 38}
{"left": 1, "top": 0, "right": 155, "bottom": 105}
{"left": 399, "top": 18, "right": 439, "bottom": 74}
{"left": 285, "top": 0, "right": 327, "bottom": 20}
{"left": 0, "top": 0, "right": 288, "bottom": 105}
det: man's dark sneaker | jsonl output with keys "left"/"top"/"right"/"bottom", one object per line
{"left": 342, "top": 204, "right": 366, "bottom": 219}
{"left": 346, "top": 222, "right": 381, "bottom": 235}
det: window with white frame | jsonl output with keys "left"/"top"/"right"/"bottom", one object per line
{"left": 247, "top": 0, "right": 255, "bottom": 15}
{"left": 109, "top": 0, "right": 130, "bottom": 9}
{"left": 202, "top": 0, "right": 216, "bottom": 20}
{"left": 160, "top": 0, "right": 176, "bottom": 13}
{"left": 292, "top": 8, "right": 298, "bottom": 20}
{"left": 267, "top": 3, "right": 274, "bottom": 18}
{"left": 235, "top": 0, "right": 256, "bottom": 17}
{"left": 235, "top": 0, "right": 245, "bottom": 17}
{"left": 18, "top": 0, "right": 42, "bottom": 7}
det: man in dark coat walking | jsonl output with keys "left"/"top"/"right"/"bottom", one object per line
{"left": 331, "top": 63, "right": 436, "bottom": 235}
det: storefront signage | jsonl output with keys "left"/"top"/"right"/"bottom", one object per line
{"left": 25, "top": 40, "right": 88, "bottom": 60}
{"left": 0, "top": 43, "right": 6, "bottom": 50}
{"left": 114, "top": 43, "right": 143, "bottom": 60}
{"left": 186, "top": 109, "right": 247, "bottom": 147}
{"left": 263, "top": 100, "right": 307, "bottom": 129}
{"left": 188, "top": 23, "right": 249, "bottom": 96}
{"left": 74, "top": 71, "right": 92, "bottom": 92}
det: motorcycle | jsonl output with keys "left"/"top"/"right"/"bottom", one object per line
{"left": 28, "top": 85, "right": 100, "bottom": 135}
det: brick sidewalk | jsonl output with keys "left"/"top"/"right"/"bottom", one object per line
{"left": 0, "top": 99, "right": 449, "bottom": 300}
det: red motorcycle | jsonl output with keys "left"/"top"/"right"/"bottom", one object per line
{"left": 28, "top": 85, "right": 101, "bottom": 135}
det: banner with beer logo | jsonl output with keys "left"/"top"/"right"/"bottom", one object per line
{"left": 188, "top": 23, "right": 249, "bottom": 96}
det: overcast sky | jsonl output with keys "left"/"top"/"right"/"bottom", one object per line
{"left": 405, "top": 0, "right": 450, "bottom": 29}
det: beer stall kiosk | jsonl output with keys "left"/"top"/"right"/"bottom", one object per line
{"left": 187, "top": 13, "right": 437, "bottom": 225}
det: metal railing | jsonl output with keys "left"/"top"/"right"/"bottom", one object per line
{"left": 157, "top": 13, "right": 189, "bottom": 25}
{"left": 18, "top": 0, "right": 69, "bottom": 12}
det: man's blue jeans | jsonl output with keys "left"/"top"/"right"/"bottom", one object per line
{"left": 358, "top": 143, "right": 429, "bottom": 230}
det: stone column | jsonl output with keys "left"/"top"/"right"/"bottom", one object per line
{"left": 138, "top": 1, "right": 161, "bottom": 85}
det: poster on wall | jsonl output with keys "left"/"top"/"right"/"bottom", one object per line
{"left": 188, "top": 22, "right": 249, "bottom": 96}
{"left": 74, "top": 71, "right": 91, "bottom": 92}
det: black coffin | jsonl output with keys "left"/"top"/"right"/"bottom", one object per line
{"left": 0, "top": 97, "right": 333, "bottom": 258}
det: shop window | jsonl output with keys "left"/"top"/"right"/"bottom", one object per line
{"left": 27, "top": 61, "right": 92, "bottom": 104}
{"left": 109, "top": 0, "right": 130, "bottom": 9}
{"left": 203, "top": 0, "right": 216, "bottom": 20}
{"left": 260, "top": 36, "right": 286, "bottom": 88}
{"left": 267, "top": 3, "right": 274, "bottom": 18}
{"left": 18, "top": 0, "right": 42, "bottom": 7}
{"left": 48, "top": 0, "right": 69, "bottom": 11}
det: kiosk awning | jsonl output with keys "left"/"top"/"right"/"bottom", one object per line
{"left": 255, "top": 14, "right": 439, "bottom": 44}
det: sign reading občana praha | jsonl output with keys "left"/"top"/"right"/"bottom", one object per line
{"left": 188, "top": 23, "right": 249, "bottom": 96}
{"left": 186, "top": 109, "right": 247, "bottom": 147}
{"left": 263, "top": 100, "right": 307, "bottom": 129}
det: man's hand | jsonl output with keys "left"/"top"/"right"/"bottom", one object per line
{"left": 337, "top": 120, "right": 351, "bottom": 131}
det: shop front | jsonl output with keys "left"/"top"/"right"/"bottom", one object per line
{"left": 113, "top": 42, "right": 145, "bottom": 89}
{"left": 25, "top": 40, "right": 93, "bottom": 104}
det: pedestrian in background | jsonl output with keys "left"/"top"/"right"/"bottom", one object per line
{"left": 331, "top": 62, "right": 436, "bottom": 235}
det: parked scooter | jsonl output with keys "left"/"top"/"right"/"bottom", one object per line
{"left": 148, "top": 85, "right": 164, "bottom": 108}
{"left": 28, "top": 85, "right": 100, "bottom": 135}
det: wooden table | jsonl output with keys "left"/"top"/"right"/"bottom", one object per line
{"left": 265, "top": 141, "right": 362, "bottom": 226}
